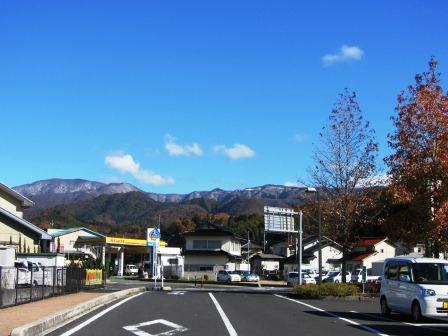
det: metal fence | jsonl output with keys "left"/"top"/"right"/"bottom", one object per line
{"left": 0, "top": 266, "right": 105, "bottom": 308}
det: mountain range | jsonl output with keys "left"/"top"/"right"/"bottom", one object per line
{"left": 14, "top": 178, "right": 307, "bottom": 211}
{"left": 13, "top": 179, "right": 310, "bottom": 237}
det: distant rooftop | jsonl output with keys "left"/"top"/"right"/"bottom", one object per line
{"left": 0, "top": 181, "right": 34, "bottom": 208}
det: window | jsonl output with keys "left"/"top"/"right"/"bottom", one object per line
{"left": 398, "top": 264, "right": 411, "bottom": 282}
{"left": 208, "top": 240, "right": 221, "bottom": 249}
{"left": 192, "top": 239, "right": 222, "bottom": 250}
{"left": 193, "top": 240, "right": 207, "bottom": 249}
{"left": 199, "top": 266, "right": 214, "bottom": 272}
{"left": 412, "top": 263, "right": 448, "bottom": 284}
{"left": 380, "top": 249, "right": 384, "bottom": 253}
{"left": 167, "top": 258, "right": 178, "bottom": 265}
{"left": 387, "top": 263, "right": 398, "bottom": 280}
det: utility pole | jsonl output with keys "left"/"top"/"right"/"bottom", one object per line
{"left": 317, "top": 190, "right": 322, "bottom": 284}
{"left": 263, "top": 231, "right": 266, "bottom": 252}
{"left": 298, "top": 210, "right": 303, "bottom": 285}
{"left": 247, "top": 231, "right": 250, "bottom": 271}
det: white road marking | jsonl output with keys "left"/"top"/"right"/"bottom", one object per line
{"left": 349, "top": 310, "right": 448, "bottom": 328}
{"left": 208, "top": 293, "right": 238, "bottom": 336}
{"left": 59, "top": 292, "right": 145, "bottom": 336}
{"left": 274, "top": 295, "right": 390, "bottom": 336}
{"left": 167, "top": 291, "right": 185, "bottom": 295}
{"left": 123, "top": 319, "right": 188, "bottom": 336}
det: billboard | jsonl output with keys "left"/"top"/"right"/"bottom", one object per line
{"left": 264, "top": 206, "right": 298, "bottom": 233}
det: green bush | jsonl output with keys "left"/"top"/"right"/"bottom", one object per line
{"left": 293, "top": 282, "right": 360, "bottom": 299}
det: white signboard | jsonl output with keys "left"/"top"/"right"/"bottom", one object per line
{"left": 264, "top": 206, "right": 298, "bottom": 233}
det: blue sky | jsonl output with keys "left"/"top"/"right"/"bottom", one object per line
{"left": 1, "top": 1, "right": 447, "bottom": 193}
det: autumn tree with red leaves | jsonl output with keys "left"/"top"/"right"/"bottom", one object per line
{"left": 386, "top": 58, "right": 448, "bottom": 255}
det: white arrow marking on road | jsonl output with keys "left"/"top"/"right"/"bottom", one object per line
{"left": 167, "top": 291, "right": 185, "bottom": 295}
{"left": 123, "top": 319, "right": 188, "bottom": 336}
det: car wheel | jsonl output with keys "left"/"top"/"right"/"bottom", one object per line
{"left": 334, "top": 280, "right": 340, "bottom": 283}
{"left": 412, "top": 301, "right": 423, "bottom": 322}
{"left": 380, "top": 297, "right": 391, "bottom": 317}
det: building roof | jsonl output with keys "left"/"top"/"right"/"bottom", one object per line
{"left": 352, "top": 238, "right": 386, "bottom": 248}
{"left": 48, "top": 227, "right": 105, "bottom": 238}
{"left": 251, "top": 253, "right": 285, "bottom": 260}
{"left": 182, "top": 249, "right": 242, "bottom": 260}
{"left": 333, "top": 251, "right": 375, "bottom": 263}
{"left": 0, "top": 181, "right": 34, "bottom": 208}
{"left": 0, "top": 207, "right": 52, "bottom": 240}
{"left": 241, "top": 241, "right": 263, "bottom": 249}
{"left": 183, "top": 223, "right": 238, "bottom": 238}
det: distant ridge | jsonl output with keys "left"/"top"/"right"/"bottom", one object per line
{"left": 14, "top": 178, "right": 306, "bottom": 211}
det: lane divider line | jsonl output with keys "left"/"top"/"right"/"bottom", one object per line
{"left": 208, "top": 293, "right": 238, "bottom": 336}
{"left": 350, "top": 310, "right": 448, "bottom": 329}
{"left": 274, "top": 294, "right": 390, "bottom": 336}
{"left": 59, "top": 292, "right": 145, "bottom": 336}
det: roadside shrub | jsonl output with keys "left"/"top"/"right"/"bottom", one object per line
{"left": 203, "top": 274, "right": 209, "bottom": 282}
{"left": 293, "top": 283, "right": 360, "bottom": 299}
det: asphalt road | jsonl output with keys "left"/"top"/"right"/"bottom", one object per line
{"left": 49, "top": 290, "right": 448, "bottom": 336}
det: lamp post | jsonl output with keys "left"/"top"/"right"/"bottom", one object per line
{"left": 306, "top": 187, "right": 322, "bottom": 284}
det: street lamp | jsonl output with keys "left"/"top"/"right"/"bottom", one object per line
{"left": 306, "top": 187, "right": 322, "bottom": 284}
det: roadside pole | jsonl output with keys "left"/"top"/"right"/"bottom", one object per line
{"left": 298, "top": 211, "right": 303, "bottom": 285}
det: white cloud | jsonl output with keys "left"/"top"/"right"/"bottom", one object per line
{"left": 213, "top": 144, "right": 255, "bottom": 160}
{"left": 105, "top": 154, "right": 175, "bottom": 186}
{"left": 322, "top": 45, "right": 364, "bottom": 66}
{"left": 164, "top": 134, "right": 203, "bottom": 157}
{"left": 284, "top": 181, "right": 302, "bottom": 187}
{"left": 292, "top": 134, "right": 307, "bottom": 143}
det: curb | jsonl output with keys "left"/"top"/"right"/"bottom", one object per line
{"left": 10, "top": 287, "right": 146, "bottom": 336}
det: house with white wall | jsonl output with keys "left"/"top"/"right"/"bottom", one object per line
{"left": 283, "top": 235, "right": 343, "bottom": 276}
{"left": 0, "top": 182, "right": 51, "bottom": 253}
{"left": 47, "top": 227, "right": 105, "bottom": 259}
{"left": 345, "top": 238, "right": 396, "bottom": 273}
{"left": 182, "top": 223, "right": 242, "bottom": 279}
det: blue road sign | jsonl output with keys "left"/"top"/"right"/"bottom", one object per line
{"left": 151, "top": 227, "right": 161, "bottom": 239}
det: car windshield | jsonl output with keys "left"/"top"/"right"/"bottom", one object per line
{"left": 412, "top": 263, "right": 448, "bottom": 284}
{"left": 289, "top": 273, "right": 298, "bottom": 278}
{"left": 328, "top": 271, "right": 339, "bottom": 277}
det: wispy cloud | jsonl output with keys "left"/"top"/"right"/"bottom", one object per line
{"left": 213, "top": 144, "right": 255, "bottom": 160}
{"left": 164, "top": 134, "right": 203, "bottom": 157}
{"left": 322, "top": 45, "right": 364, "bottom": 66}
{"left": 292, "top": 133, "right": 307, "bottom": 143}
{"left": 284, "top": 181, "right": 301, "bottom": 187}
{"left": 105, "top": 153, "right": 175, "bottom": 186}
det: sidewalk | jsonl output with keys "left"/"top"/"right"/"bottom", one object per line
{"left": 0, "top": 291, "right": 104, "bottom": 336}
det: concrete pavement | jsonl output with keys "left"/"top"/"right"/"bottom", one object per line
{"left": 0, "top": 292, "right": 104, "bottom": 336}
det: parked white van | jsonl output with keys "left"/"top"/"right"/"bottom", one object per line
{"left": 380, "top": 257, "right": 448, "bottom": 321}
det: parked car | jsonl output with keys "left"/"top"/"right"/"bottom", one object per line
{"left": 217, "top": 270, "right": 241, "bottom": 283}
{"left": 125, "top": 264, "right": 138, "bottom": 276}
{"left": 351, "top": 268, "right": 381, "bottom": 283}
{"left": 380, "top": 257, "right": 448, "bottom": 322}
{"left": 14, "top": 261, "right": 31, "bottom": 286}
{"left": 324, "top": 271, "right": 351, "bottom": 283}
{"left": 27, "top": 261, "right": 49, "bottom": 286}
{"left": 234, "top": 270, "right": 259, "bottom": 282}
{"left": 287, "top": 272, "right": 316, "bottom": 286}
